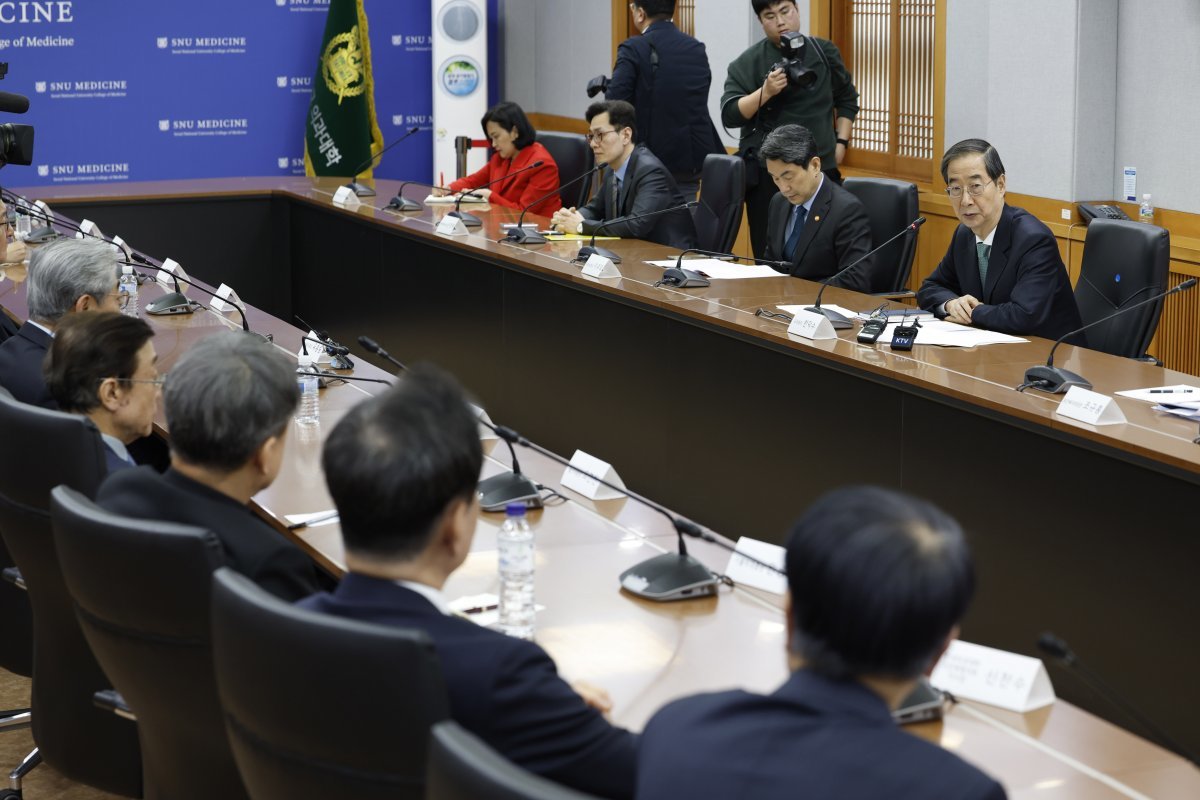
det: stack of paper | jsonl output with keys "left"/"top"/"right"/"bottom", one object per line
{"left": 646, "top": 258, "right": 783, "bottom": 279}
{"left": 424, "top": 193, "right": 487, "bottom": 204}
{"left": 1115, "top": 385, "right": 1200, "bottom": 403}
{"left": 871, "top": 318, "right": 1025, "bottom": 347}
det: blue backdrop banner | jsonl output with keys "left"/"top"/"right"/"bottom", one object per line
{"left": 0, "top": 0, "right": 497, "bottom": 189}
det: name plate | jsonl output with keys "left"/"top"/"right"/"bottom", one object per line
{"left": 786, "top": 308, "right": 837, "bottom": 340}
{"left": 298, "top": 329, "right": 333, "bottom": 364}
{"left": 209, "top": 283, "right": 242, "bottom": 314}
{"left": 331, "top": 185, "right": 362, "bottom": 209}
{"left": 111, "top": 235, "right": 132, "bottom": 260}
{"left": 561, "top": 449, "right": 626, "bottom": 501}
{"left": 156, "top": 258, "right": 190, "bottom": 288}
{"left": 33, "top": 200, "right": 52, "bottom": 219}
{"left": 930, "top": 639, "right": 1056, "bottom": 712}
{"left": 581, "top": 253, "right": 621, "bottom": 279}
{"left": 469, "top": 403, "right": 499, "bottom": 441}
{"left": 76, "top": 218, "right": 104, "bottom": 240}
{"left": 1056, "top": 386, "right": 1126, "bottom": 426}
{"left": 724, "top": 537, "right": 787, "bottom": 595}
{"left": 436, "top": 215, "right": 469, "bottom": 236}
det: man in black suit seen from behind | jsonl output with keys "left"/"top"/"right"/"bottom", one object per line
{"left": 550, "top": 100, "right": 696, "bottom": 251}
{"left": 0, "top": 238, "right": 122, "bottom": 408}
{"left": 603, "top": 0, "right": 725, "bottom": 198}
{"left": 918, "top": 139, "right": 1084, "bottom": 342}
{"left": 298, "top": 365, "right": 637, "bottom": 799}
{"left": 97, "top": 331, "right": 327, "bottom": 601}
{"left": 760, "top": 123, "right": 873, "bottom": 291}
{"left": 636, "top": 486, "right": 1006, "bottom": 799}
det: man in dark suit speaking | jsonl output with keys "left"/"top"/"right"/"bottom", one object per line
{"left": 918, "top": 139, "right": 1084, "bottom": 342}
{"left": 636, "top": 486, "right": 1006, "bottom": 799}
{"left": 551, "top": 100, "right": 696, "bottom": 251}
{"left": 298, "top": 365, "right": 637, "bottom": 799}
{"left": 759, "top": 124, "right": 873, "bottom": 291}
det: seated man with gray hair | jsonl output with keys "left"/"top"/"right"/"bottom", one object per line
{"left": 0, "top": 238, "right": 123, "bottom": 408}
{"left": 97, "top": 331, "right": 328, "bottom": 601}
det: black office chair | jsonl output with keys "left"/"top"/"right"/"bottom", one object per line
{"left": 0, "top": 392, "right": 142, "bottom": 798}
{"left": 210, "top": 568, "right": 449, "bottom": 800}
{"left": 1075, "top": 218, "right": 1171, "bottom": 360}
{"left": 692, "top": 154, "right": 745, "bottom": 253}
{"left": 426, "top": 720, "right": 602, "bottom": 800}
{"left": 843, "top": 177, "right": 920, "bottom": 294}
{"left": 49, "top": 486, "right": 249, "bottom": 800}
{"left": 0, "top": 386, "right": 32, "bottom": 738}
{"left": 536, "top": 132, "right": 594, "bottom": 209}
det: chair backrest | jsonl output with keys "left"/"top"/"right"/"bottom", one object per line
{"left": 427, "top": 720, "right": 602, "bottom": 800}
{"left": 536, "top": 132, "right": 594, "bottom": 209}
{"left": 211, "top": 568, "right": 450, "bottom": 800}
{"left": 842, "top": 177, "right": 920, "bottom": 292}
{"left": 0, "top": 384, "right": 33, "bottom": 679}
{"left": 1075, "top": 218, "right": 1171, "bottom": 358}
{"left": 50, "top": 485, "right": 248, "bottom": 800}
{"left": 692, "top": 154, "right": 745, "bottom": 253}
{"left": 0, "top": 392, "right": 142, "bottom": 796}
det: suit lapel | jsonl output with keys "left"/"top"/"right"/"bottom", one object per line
{"left": 981, "top": 206, "right": 1013, "bottom": 300}
{"left": 789, "top": 178, "right": 832, "bottom": 267}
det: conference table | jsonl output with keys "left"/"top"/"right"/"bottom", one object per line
{"left": 3, "top": 177, "right": 1199, "bottom": 797}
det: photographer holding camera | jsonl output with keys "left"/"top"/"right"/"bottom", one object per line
{"left": 721, "top": 0, "right": 858, "bottom": 257}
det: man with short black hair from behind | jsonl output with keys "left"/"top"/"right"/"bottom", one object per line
{"left": 43, "top": 311, "right": 159, "bottom": 474}
{"left": 636, "top": 486, "right": 1006, "bottom": 799}
{"left": 299, "top": 364, "right": 637, "bottom": 799}
{"left": 97, "top": 331, "right": 327, "bottom": 601}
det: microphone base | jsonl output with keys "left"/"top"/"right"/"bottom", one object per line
{"left": 619, "top": 553, "right": 719, "bottom": 602}
{"left": 804, "top": 305, "right": 853, "bottom": 330}
{"left": 145, "top": 292, "right": 200, "bottom": 316}
{"left": 330, "top": 354, "right": 354, "bottom": 370}
{"left": 25, "top": 226, "right": 61, "bottom": 244}
{"left": 575, "top": 245, "right": 622, "bottom": 264}
{"left": 660, "top": 268, "right": 710, "bottom": 288}
{"left": 448, "top": 210, "right": 482, "bottom": 228}
{"left": 477, "top": 472, "right": 544, "bottom": 512}
{"left": 386, "top": 195, "right": 423, "bottom": 212}
{"left": 1022, "top": 365, "right": 1092, "bottom": 394}
{"left": 344, "top": 180, "right": 377, "bottom": 198}
{"left": 503, "top": 227, "right": 548, "bottom": 245}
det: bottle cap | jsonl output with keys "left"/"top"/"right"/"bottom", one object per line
{"left": 505, "top": 503, "right": 527, "bottom": 517}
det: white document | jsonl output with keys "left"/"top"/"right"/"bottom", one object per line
{"left": 931, "top": 639, "right": 1056, "bottom": 712}
{"left": 724, "top": 537, "right": 787, "bottom": 595}
{"left": 645, "top": 258, "right": 783, "bottom": 279}
{"left": 778, "top": 303, "right": 859, "bottom": 321}
{"left": 284, "top": 510, "right": 340, "bottom": 529}
{"left": 866, "top": 318, "right": 1026, "bottom": 347}
{"left": 424, "top": 193, "right": 487, "bottom": 204}
{"left": 1116, "top": 384, "right": 1200, "bottom": 402}
{"left": 1152, "top": 400, "right": 1200, "bottom": 420}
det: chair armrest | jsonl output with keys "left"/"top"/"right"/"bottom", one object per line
{"left": 1136, "top": 355, "right": 1163, "bottom": 366}
{"left": 2, "top": 567, "right": 25, "bottom": 591}
{"left": 93, "top": 689, "right": 137, "bottom": 722}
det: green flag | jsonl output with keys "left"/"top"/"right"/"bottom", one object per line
{"left": 304, "top": 0, "right": 383, "bottom": 177}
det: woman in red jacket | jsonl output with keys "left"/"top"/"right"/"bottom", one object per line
{"left": 444, "top": 102, "right": 562, "bottom": 217}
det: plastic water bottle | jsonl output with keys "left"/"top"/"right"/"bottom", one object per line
{"left": 295, "top": 354, "right": 320, "bottom": 426}
{"left": 498, "top": 503, "right": 535, "bottom": 639}
{"left": 12, "top": 202, "right": 31, "bottom": 241}
{"left": 118, "top": 265, "right": 138, "bottom": 317}
{"left": 1139, "top": 194, "right": 1155, "bottom": 225}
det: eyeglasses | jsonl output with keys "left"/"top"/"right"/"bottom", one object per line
{"left": 945, "top": 179, "right": 994, "bottom": 199}
{"left": 754, "top": 307, "right": 794, "bottom": 323}
{"left": 108, "top": 290, "right": 131, "bottom": 310}
{"left": 114, "top": 375, "right": 166, "bottom": 388}
{"left": 584, "top": 129, "right": 618, "bottom": 144}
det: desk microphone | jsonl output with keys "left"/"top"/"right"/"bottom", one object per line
{"left": 340, "top": 125, "right": 420, "bottom": 198}
{"left": 1037, "top": 632, "right": 1200, "bottom": 766}
{"left": 660, "top": 247, "right": 791, "bottom": 289}
{"left": 296, "top": 314, "right": 353, "bottom": 369}
{"left": 449, "top": 160, "right": 546, "bottom": 229}
{"left": 502, "top": 164, "right": 602, "bottom": 245}
{"left": 807, "top": 216, "right": 925, "bottom": 329}
{"left": 131, "top": 266, "right": 270, "bottom": 342}
{"left": 574, "top": 200, "right": 698, "bottom": 264}
{"left": 356, "top": 335, "right": 542, "bottom": 510}
{"left": 384, "top": 179, "right": 442, "bottom": 212}
{"left": 1019, "top": 278, "right": 1197, "bottom": 394}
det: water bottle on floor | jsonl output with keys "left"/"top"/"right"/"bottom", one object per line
{"left": 498, "top": 503, "right": 535, "bottom": 639}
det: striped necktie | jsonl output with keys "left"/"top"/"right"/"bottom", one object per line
{"left": 977, "top": 242, "right": 991, "bottom": 286}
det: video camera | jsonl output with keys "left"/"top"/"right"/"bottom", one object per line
{"left": 585, "top": 74, "right": 610, "bottom": 99}
{"left": 770, "top": 31, "right": 818, "bottom": 91}
{"left": 0, "top": 62, "right": 35, "bottom": 169}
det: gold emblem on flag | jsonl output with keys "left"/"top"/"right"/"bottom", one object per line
{"left": 322, "top": 25, "right": 366, "bottom": 104}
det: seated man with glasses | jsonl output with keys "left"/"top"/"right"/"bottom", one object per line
{"left": 0, "top": 238, "right": 123, "bottom": 408}
{"left": 917, "top": 139, "right": 1084, "bottom": 343}
{"left": 43, "top": 311, "right": 160, "bottom": 474}
{"left": 549, "top": 99, "right": 697, "bottom": 250}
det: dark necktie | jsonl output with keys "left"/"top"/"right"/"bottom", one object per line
{"left": 610, "top": 175, "right": 621, "bottom": 217}
{"left": 784, "top": 205, "right": 808, "bottom": 260}
{"left": 977, "top": 242, "right": 991, "bottom": 286}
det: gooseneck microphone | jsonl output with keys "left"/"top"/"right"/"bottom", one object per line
{"left": 131, "top": 266, "right": 269, "bottom": 342}
{"left": 660, "top": 247, "right": 792, "bottom": 289}
{"left": 450, "top": 160, "right": 546, "bottom": 228}
{"left": 574, "top": 200, "right": 699, "bottom": 264}
{"left": 807, "top": 216, "right": 926, "bottom": 329}
{"left": 341, "top": 125, "right": 421, "bottom": 198}
{"left": 502, "top": 165, "right": 602, "bottom": 246}
{"left": 1019, "top": 278, "right": 1197, "bottom": 394}
{"left": 356, "top": 336, "right": 542, "bottom": 510}
{"left": 386, "top": 179, "right": 442, "bottom": 212}
{"left": 1037, "top": 632, "right": 1199, "bottom": 766}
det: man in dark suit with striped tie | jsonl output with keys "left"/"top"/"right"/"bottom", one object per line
{"left": 760, "top": 124, "right": 873, "bottom": 291}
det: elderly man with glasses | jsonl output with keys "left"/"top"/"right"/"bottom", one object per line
{"left": 917, "top": 139, "right": 1085, "bottom": 344}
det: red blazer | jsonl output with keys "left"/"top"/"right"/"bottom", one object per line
{"left": 448, "top": 141, "right": 562, "bottom": 217}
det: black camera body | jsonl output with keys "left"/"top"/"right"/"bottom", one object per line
{"left": 586, "top": 74, "right": 610, "bottom": 99}
{"left": 0, "top": 61, "right": 35, "bottom": 169}
{"left": 769, "top": 31, "right": 818, "bottom": 91}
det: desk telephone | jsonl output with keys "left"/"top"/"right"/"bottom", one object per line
{"left": 1078, "top": 202, "right": 1131, "bottom": 223}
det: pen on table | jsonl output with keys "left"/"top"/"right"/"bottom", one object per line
{"left": 1149, "top": 389, "right": 1194, "bottom": 394}
{"left": 460, "top": 603, "right": 498, "bottom": 615}
{"left": 286, "top": 510, "right": 340, "bottom": 530}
